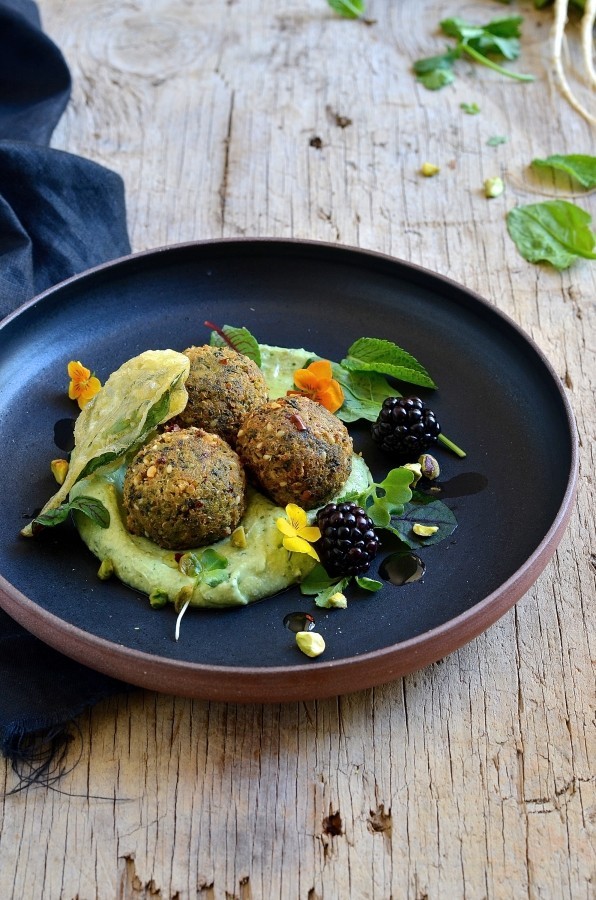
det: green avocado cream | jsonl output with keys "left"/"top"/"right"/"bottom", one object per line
{"left": 70, "top": 344, "right": 371, "bottom": 609}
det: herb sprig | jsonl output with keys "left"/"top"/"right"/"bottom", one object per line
{"left": 414, "top": 15, "right": 534, "bottom": 90}
{"left": 33, "top": 496, "right": 110, "bottom": 531}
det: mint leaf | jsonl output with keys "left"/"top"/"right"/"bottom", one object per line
{"left": 34, "top": 496, "right": 110, "bottom": 530}
{"left": 209, "top": 325, "right": 261, "bottom": 366}
{"left": 506, "top": 200, "right": 596, "bottom": 269}
{"left": 531, "top": 154, "right": 596, "bottom": 189}
{"left": 389, "top": 499, "right": 457, "bottom": 548}
{"left": 342, "top": 338, "right": 436, "bottom": 389}
{"left": 327, "top": 0, "right": 365, "bottom": 18}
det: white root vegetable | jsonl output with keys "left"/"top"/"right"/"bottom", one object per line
{"left": 551, "top": 0, "right": 596, "bottom": 124}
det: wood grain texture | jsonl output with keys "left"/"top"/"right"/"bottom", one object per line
{"left": 1, "top": 1, "right": 594, "bottom": 897}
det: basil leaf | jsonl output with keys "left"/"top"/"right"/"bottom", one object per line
{"left": 34, "top": 496, "right": 110, "bottom": 530}
{"left": 506, "top": 200, "right": 596, "bottom": 269}
{"left": 326, "top": 0, "right": 365, "bottom": 19}
{"left": 390, "top": 500, "right": 457, "bottom": 548}
{"left": 342, "top": 337, "right": 436, "bottom": 389}
{"left": 531, "top": 154, "right": 596, "bottom": 189}
{"left": 210, "top": 325, "right": 261, "bottom": 366}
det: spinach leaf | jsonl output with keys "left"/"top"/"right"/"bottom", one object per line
{"left": 506, "top": 200, "right": 596, "bottom": 269}
{"left": 531, "top": 154, "right": 596, "bottom": 189}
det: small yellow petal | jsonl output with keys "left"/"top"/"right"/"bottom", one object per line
{"left": 276, "top": 517, "right": 297, "bottom": 537}
{"left": 285, "top": 503, "right": 307, "bottom": 530}
{"left": 282, "top": 536, "right": 320, "bottom": 561}
{"left": 296, "top": 525, "right": 321, "bottom": 543}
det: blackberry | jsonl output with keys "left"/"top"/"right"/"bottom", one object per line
{"left": 315, "top": 502, "right": 380, "bottom": 577}
{"left": 371, "top": 396, "right": 441, "bottom": 460}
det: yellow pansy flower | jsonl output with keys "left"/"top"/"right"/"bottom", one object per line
{"left": 276, "top": 503, "right": 321, "bottom": 561}
{"left": 67, "top": 360, "right": 101, "bottom": 409}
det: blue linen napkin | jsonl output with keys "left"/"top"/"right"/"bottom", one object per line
{"left": 0, "top": 0, "right": 133, "bottom": 775}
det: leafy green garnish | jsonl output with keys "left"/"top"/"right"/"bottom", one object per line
{"left": 326, "top": 0, "right": 366, "bottom": 19}
{"left": 487, "top": 135, "right": 508, "bottom": 146}
{"left": 460, "top": 102, "right": 480, "bottom": 114}
{"left": 208, "top": 323, "right": 262, "bottom": 366}
{"left": 354, "top": 467, "right": 415, "bottom": 528}
{"left": 34, "top": 496, "right": 110, "bottom": 530}
{"left": 531, "top": 154, "right": 596, "bottom": 189}
{"left": 355, "top": 576, "right": 382, "bottom": 592}
{"left": 178, "top": 548, "right": 229, "bottom": 586}
{"left": 300, "top": 564, "right": 381, "bottom": 608}
{"left": 389, "top": 499, "right": 457, "bottom": 548}
{"left": 332, "top": 364, "right": 395, "bottom": 423}
{"left": 414, "top": 15, "right": 533, "bottom": 90}
{"left": 342, "top": 337, "right": 437, "bottom": 390}
{"left": 506, "top": 200, "right": 596, "bottom": 269}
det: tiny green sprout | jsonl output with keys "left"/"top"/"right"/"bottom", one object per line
{"left": 97, "top": 558, "right": 114, "bottom": 580}
{"left": 484, "top": 176, "right": 504, "bottom": 198}
{"left": 296, "top": 631, "right": 326, "bottom": 657}
{"left": 413, "top": 523, "right": 440, "bottom": 537}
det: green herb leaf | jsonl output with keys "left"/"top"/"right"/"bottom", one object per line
{"left": 506, "top": 200, "right": 596, "bottom": 269}
{"left": 413, "top": 51, "right": 458, "bottom": 90}
{"left": 388, "top": 499, "right": 457, "bottom": 547}
{"left": 332, "top": 364, "right": 395, "bottom": 423}
{"left": 34, "top": 495, "right": 110, "bottom": 530}
{"left": 209, "top": 325, "right": 261, "bottom": 366}
{"left": 356, "top": 467, "right": 414, "bottom": 526}
{"left": 441, "top": 16, "right": 523, "bottom": 60}
{"left": 300, "top": 563, "right": 343, "bottom": 595}
{"left": 314, "top": 578, "right": 351, "bottom": 608}
{"left": 342, "top": 338, "right": 436, "bottom": 389}
{"left": 487, "top": 135, "right": 508, "bottom": 146}
{"left": 460, "top": 102, "right": 480, "bottom": 114}
{"left": 355, "top": 576, "right": 383, "bottom": 592}
{"left": 326, "top": 0, "right": 366, "bottom": 19}
{"left": 200, "top": 548, "right": 229, "bottom": 572}
{"left": 531, "top": 154, "right": 596, "bottom": 189}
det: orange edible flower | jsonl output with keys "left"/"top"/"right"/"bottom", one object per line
{"left": 290, "top": 360, "right": 344, "bottom": 414}
{"left": 67, "top": 360, "right": 101, "bottom": 409}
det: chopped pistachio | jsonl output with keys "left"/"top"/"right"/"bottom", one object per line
{"left": 420, "top": 162, "right": 440, "bottom": 177}
{"left": 231, "top": 525, "right": 247, "bottom": 548}
{"left": 149, "top": 590, "right": 169, "bottom": 609}
{"left": 296, "top": 631, "right": 326, "bottom": 657}
{"left": 413, "top": 523, "right": 439, "bottom": 537}
{"left": 418, "top": 453, "right": 440, "bottom": 480}
{"left": 328, "top": 592, "right": 347, "bottom": 609}
{"left": 97, "top": 558, "right": 114, "bottom": 580}
{"left": 484, "top": 176, "right": 504, "bottom": 198}
{"left": 403, "top": 462, "right": 422, "bottom": 486}
{"left": 50, "top": 458, "right": 69, "bottom": 485}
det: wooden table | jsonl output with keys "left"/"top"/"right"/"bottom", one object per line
{"left": 1, "top": 1, "right": 594, "bottom": 897}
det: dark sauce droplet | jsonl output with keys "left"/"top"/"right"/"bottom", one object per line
{"left": 283, "top": 612, "right": 316, "bottom": 633}
{"left": 54, "top": 418, "right": 76, "bottom": 453}
{"left": 430, "top": 472, "right": 488, "bottom": 498}
{"left": 379, "top": 551, "right": 425, "bottom": 585}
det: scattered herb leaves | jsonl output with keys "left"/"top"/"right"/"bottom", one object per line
{"left": 531, "top": 154, "right": 596, "bottom": 189}
{"left": 332, "top": 363, "right": 395, "bottom": 423}
{"left": 506, "top": 200, "right": 596, "bottom": 269}
{"left": 487, "top": 135, "right": 508, "bottom": 146}
{"left": 461, "top": 102, "right": 480, "bottom": 114}
{"left": 34, "top": 496, "right": 110, "bottom": 530}
{"left": 414, "top": 15, "right": 533, "bottom": 90}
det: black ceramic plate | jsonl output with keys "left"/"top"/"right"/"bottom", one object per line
{"left": 0, "top": 240, "right": 578, "bottom": 701}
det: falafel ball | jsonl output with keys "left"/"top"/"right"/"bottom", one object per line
{"left": 175, "top": 344, "right": 269, "bottom": 446}
{"left": 123, "top": 427, "right": 246, "bottom": 550}
{"left": 236, "top": 395, "right": 352, "bottom": 509}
